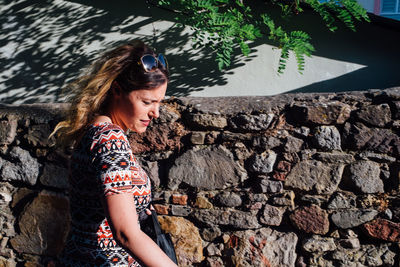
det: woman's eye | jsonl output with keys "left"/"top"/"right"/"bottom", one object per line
{"left": 143, "top": 101, "right": 151, "bottom": 105}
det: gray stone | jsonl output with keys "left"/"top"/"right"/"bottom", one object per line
{"left": 225, "top": 228, "right": 297, "bottom": 267}
{"left": 271, "top": 191, "right": 295, "bottom": 207}
{"left": 190, "top": 131, "right": 206, "bottom": 145}
{"left": 290, "top": 102, "right": 352, "bottom": 125}
{"left": 313, "top": 126, "right": 341, "bottom": 151}
{"left": 156, "top": 104, "right": 180, "bottom": 123}
{"left": 0, "top": 119, "right": 17, "bottom": 145}
{"left": 314, "top": 152, "right": 354, "bottom": 164}
{"left": 356, "top": 104, "right": 392, "bottom": 127}
{"left": 206, "top": 243, "right": 222, "bottom": 256}
{"left": 294, "top": 126, "right": 310, "bottom": 137}
{"left": 220, "top": 131, "right": 252, "bottom": 142}
{"left": 382, "top": 249, "right": 396, "bottom": 266}
{"left": 252, "top": 136, "right": 282, "bottom": 150}
{"left": 0, "top": 192, "right": 12, "bottom": 205}
{"left": 284, "top": 136, "right": 304, "bottom": 153}
{"left": 10, "top": 190, "right": 70, "bottom": 256}
{"left": 258, "top": 179, "right": 283, "bottom": 193}
{"left": 247, "top": 150, "right": 277, "bottom": 174}
{"left": 343, "top": 122, "right": 400, "bottom": 155}
{"left": 168, "top": 146, "right": 247, "bottom": 190}
{"left": 0, "top": 147, "right": 41, "bottom": 186}
{"left": 358, "top": 151, "right": 396, "bottom": 162}
{"left": 393, "top": 101, "right": 400, "bottom": 119}
{"left": 215, "top": 192, "right": 242, "bottom": 207}
{"left": 260, "top": 204, "right": 285, "bottom": 226}
{"left": 201, "top": 227, "right": 221, "bottom": 242}
{"left": 327, "top": 191, "right": 357, "bottom": 209}
{"left": 24, "top": 124, "right": 56, "bottom": 147}
{"left": 39, "top": 163, "right": 69, "bottom": 189}
{"left": 140, "top": 161, "right": 160, "bottom": 188}
{"left": 339, "top": 238, "right": 360, "bottom": 249}
{"left": 229, "top": 113, "right": 274, "bottom": 131}
{"left": 302, "top": 236, "right": 336, "bottom": 253}
{"left": 171, "top": 205, "right": 191, "bottom": 216}
{"left": 331, "top": 209, "right": 378, "bottom": 229}
{"left": 285, "top": 160, "right": 344, "bottom": 194}
{"left": 192, "top": 209, "right": 260, "bottom": 229}
{"left": 187, "top": 113, "right": 227, "bottom": 129}
{"left": 344, "top": 160, "right": 384, "bottom": 193}
{"left": 300, "top": 195, "right": 329, "bottom": 206}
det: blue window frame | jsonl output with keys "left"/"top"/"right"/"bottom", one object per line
{"left": 381, "top": 0, "right": 400, "bottom": 14}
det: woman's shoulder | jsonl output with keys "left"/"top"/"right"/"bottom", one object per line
{"left": 87, "top": 122, "right": 129, "bottom": 151}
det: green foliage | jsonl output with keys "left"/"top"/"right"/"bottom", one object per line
{"left": 155, "top": 0, "right": 370, "bottom": 73}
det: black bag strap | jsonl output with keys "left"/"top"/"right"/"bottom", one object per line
{"left": 151, "top": 210, "right": 163, "bottom": 236}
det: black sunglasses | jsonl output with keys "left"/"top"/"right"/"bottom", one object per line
{"left": 140, "top": 54, "right": 168, "bottom": 72}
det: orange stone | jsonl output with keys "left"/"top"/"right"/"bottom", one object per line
{"left": 154, "top": 204, "right": 169, "bottom": 215}
{"left": 172, "top": 194, "right": 188, "bottom": 205}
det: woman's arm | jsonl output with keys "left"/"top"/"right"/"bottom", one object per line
{"left": 104, "top": 193, "right": 178, "bottom": 267}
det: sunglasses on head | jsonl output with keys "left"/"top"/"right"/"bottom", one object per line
{"left": 139, "top": 54, "right": 168, "bottom": 72}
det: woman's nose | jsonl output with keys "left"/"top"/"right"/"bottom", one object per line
{"left": 150, "top": 106, "right": 160, "bottom": 119}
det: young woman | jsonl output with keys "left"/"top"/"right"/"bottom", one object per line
{"left": 53, "top": 40, "right": 178, "bottom": 267}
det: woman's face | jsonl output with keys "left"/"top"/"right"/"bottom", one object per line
{"left": 110, "top": 82, "right": 167, "bottom": 133}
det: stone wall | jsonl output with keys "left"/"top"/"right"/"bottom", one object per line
{"left": 1, "top": 88, "right": 400, "bottom": 266}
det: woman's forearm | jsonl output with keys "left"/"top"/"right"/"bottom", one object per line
{"left": 115, "top": 227, "right": 178, "bottom": 267}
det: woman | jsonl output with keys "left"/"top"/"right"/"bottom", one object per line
{"left": 53, "top": 40, "right": 178, "bottom": 267}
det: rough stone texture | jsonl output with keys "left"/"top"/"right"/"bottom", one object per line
{"left": 39, "top": 163, "right": 69, "bottom": 189}
{"left": 252, "top": 136, "right": 282, "bottom": 150}
{"left": 313, "top": 126, "right": 341, "bottom": 151}
{"left": 302, "top": 236, "right": 336, "bottom": 253}
{"left": 170, "top": 205, "right": 191, "bottom": 216}
{"left": 257, "top": 179, "right": 283, "bottom": 193}
{"left": 225, "top": 228, "right": 297, "bottom": 267}
{"left": 168, "top": 146, "right": 247, "bottom": 190}
{"left": 271, "top": 191, "right": 295, "bottom": 207}
{"left": 314, "top": 151, "right": 354, "bottom": 164}
{"left": 195, "top": 195, "right": 213, "bottom": 209}
{"left": 0, "top": 119, "right": 17, "bottom": 145}
{"left": 247, "top": 150, "right": 277, "bottom": 174}
{"left": 285, "top": 160, "right": 344, "bottom": 194}
{"left": 158, "top": 216, "right": 204, "bottom": 265}
{"left": 229, "top": 113, "right": 274, "bottom": 131}
{"left": 331, "top": 209, "right": 378, "bottom": 229}
{"left": 215, "top": 192, "right": 242, "bottom": 207}
{"left": 186, "top": 114, "right": 228, "bottom": 129}
{"left": 290, "top": 102, "right": 352, "bottom": 125}
{"left": 284, "top": 136, "right": 304, "bottom": 153}
{"left": 289, "top": 205, "right": 329, "bottom": 234}
{"left": 260, "top": 204, "right": 284, "bottom": 226}
{"left": 201, "top": 227, "right": 221, "bottom": 242}
{"left": 190, "top": 131, "right": 206, "bottom": 145}
{"left": 171, "top": 194, "right": 188, "bottom": 205}
{"left": 362, "top": 218, "right": 400, "bottom": 242}
{"left": 10, "top": 191, "right": 70, "bottom": 256}
{"left": 343, "top": 122, "right": 400, "bottom": 156}
{"left": 356, "top": 104, "right": 392, "bottom": 127}
{"left": 0, "top": 147, "right": 41, "bottom": 186}
{"left": 128, "top": 122, "right": 187, "bottom": 154}
{"left": 358, "top": 151, "right": 396, "bottom": 163}
{"left": 24, "top": 124, "right": 56, "bottom": 147}
{"left": 140, "top": 161, "right": 160, "bottom": 188}
{"left": 192, "top": 209, "right": 260, "bottom": 229}
{"left": 327, "top": 191, "right": 357, "bottom": 209}
{"left": 344, "top": 160, "right": 384, "bottom": 193}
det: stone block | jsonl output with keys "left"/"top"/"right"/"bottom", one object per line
{"left": 215, "top": 192, "right": 242, "bottom": 207}
{"left": 313, "top": 125, "right": 341, "bottom": 151}
{"left": 39, "top": 163, "right": 69, "bottom": 189}
{"left": 247, "top": 150, "right": 277, "bottom": 174}
{"left": 343, "top": 160, "right": 384, "bottom": 193}
{"left": 289, "top": 205, "right": 329, "bottom": 234}
{"left": 186, "top": 114, "right": 227, "bottom": 129}
{"left": 172, "top": 194, "right": 188, "bottom": 205}
{"left": 153, "top": 204, "right": 169, "bottom": 215}
{"left": 190, "top": 131, "right": 206, "bottom": 145}
{"left": 192, "top": 209, "right": 260, "bottom": 229}
{"left": 302, "top": 236, "right": 336, "bottom": 253}
{"left": 355, "top": 103, "right": 392, "bottom": 127}
{"left": 158, "top": 216, "right": 203, "bottom": 265}
{"left": 285, "top": 160, "right": 344, "bottom": 194}
{"left": 10, "top": 190, "right": 70, "bottom": 256}
{"left": 171, "top": 205, "right": 191, "bottom": 217}
{"left": 290, "top": 102, "right": 352, "bottom": 125}
{"left": 260, "top": 204, "right": 284, "bottom": 226}
{"left": 0, "top": 120, "right": 17, "bottom": 145}
{"left": 229, "top": 113, "right": 274, "bottom": 131}
{"left": 168, "top": 146, "right": 247, "bottom": 190}
{"left": 363, "top": 218, "right": 400, "bottom": 242}
{"left": 0, "top": 147, "right": 41, "bottom": 186}
{"left": 331, "top": 209, "right": 378, "bottom": 229}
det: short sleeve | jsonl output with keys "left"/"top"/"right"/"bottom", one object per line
{"left": 91, "top": 127, "right": 135, "bottom": 196}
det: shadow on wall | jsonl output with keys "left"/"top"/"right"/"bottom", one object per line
{"left": 0, "top": 0, "right": 252, "bottom": 103}
{"left": 1, "top": 0, "right": 400, "bottom": 103}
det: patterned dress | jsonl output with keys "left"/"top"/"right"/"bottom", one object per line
{"left": 61, "top": 122, "right": 151, "bottom": 267}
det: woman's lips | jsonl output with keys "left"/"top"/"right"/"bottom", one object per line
{"left": 141, "top": 120, "right": 151, "bottom": 126}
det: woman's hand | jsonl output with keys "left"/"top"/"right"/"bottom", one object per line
{"left": 145, "top": 204, "right": 155, "bottom": 215}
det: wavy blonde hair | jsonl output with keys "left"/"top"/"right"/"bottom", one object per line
{"left": 52, "top": 40, "right": 169, "bottom": 147}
